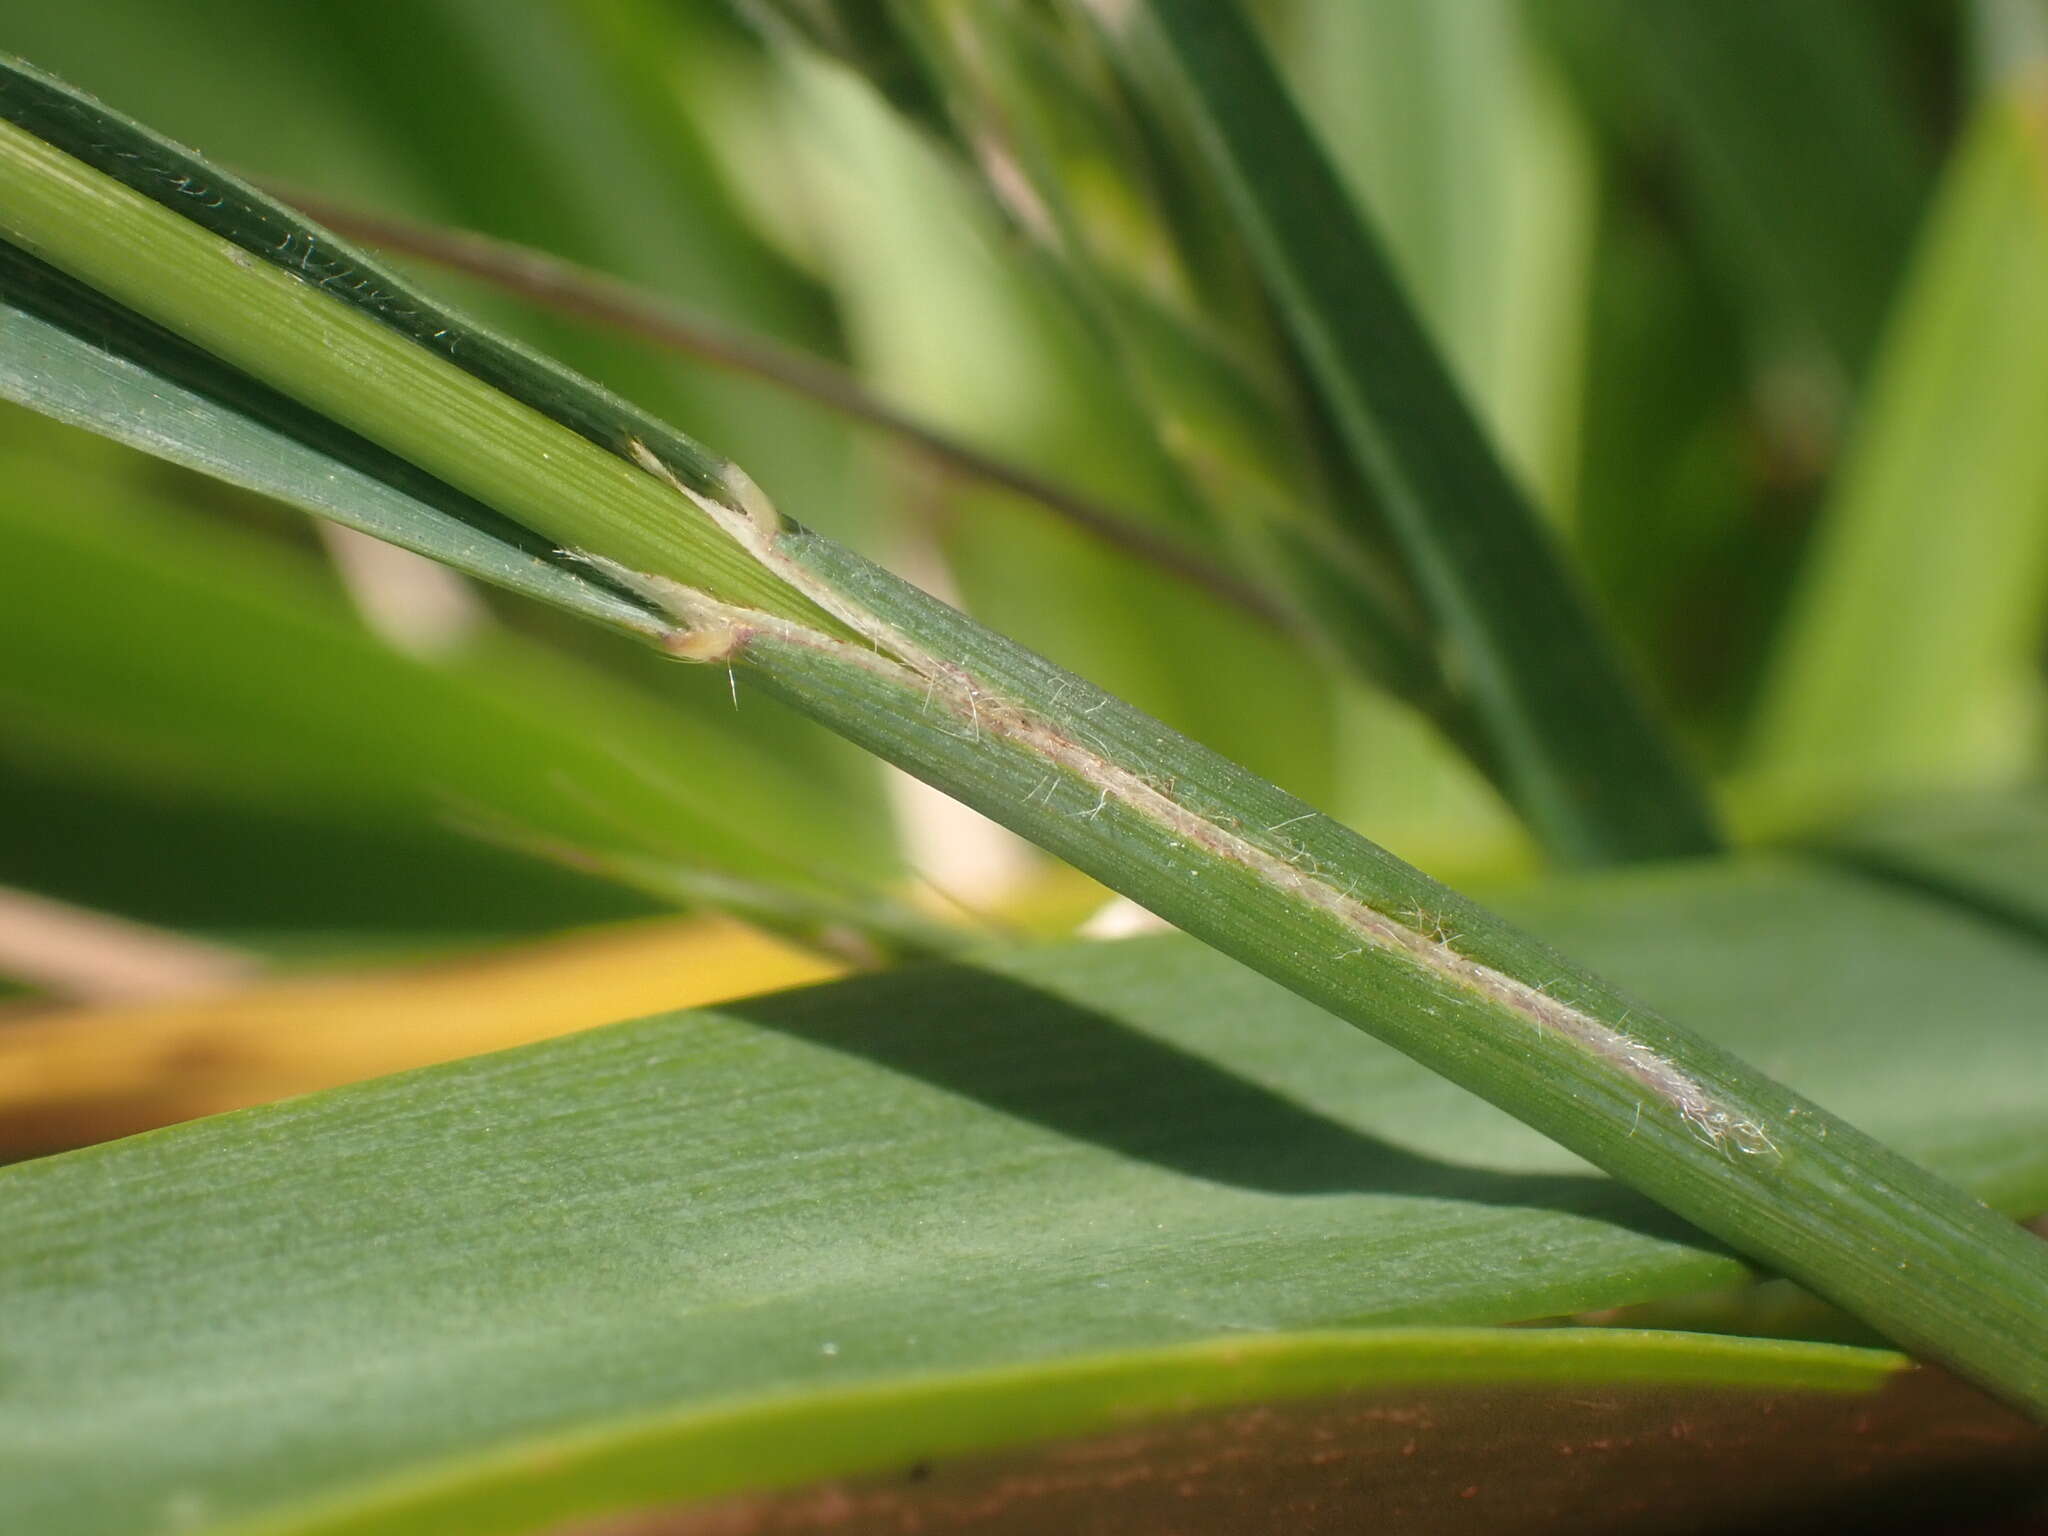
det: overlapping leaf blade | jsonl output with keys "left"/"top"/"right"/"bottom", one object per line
{"left": 3, "top": 845, "right": 2047, "bottom": 1534}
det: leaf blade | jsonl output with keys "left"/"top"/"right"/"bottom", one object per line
{"left": 220, "top": 1331, "right": 1984, "bottom": 1536}
{"left": 3, "top": 846, "right": 2047, "bottom": 1534}
{"left": 1123, "top": 0, "right": 1720, "bottom": 866}
{"left": 1742, "top": 92, "right": 2048, "bottom": 820}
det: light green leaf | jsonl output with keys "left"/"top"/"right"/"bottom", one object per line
{"left": 767, "top": 6, "right": 1465, "bottom": 794}
{"left": 0, "top": 0, "right": 859, "bottom": 534}
{"left": 0, "top": 299, "right": 663, "bottom": 636}
{"left": 772, "top": 53, "right": 1344, "bottom": 807}
{"left": 1742, "top": 93, "right": 2048, "bottom": 824}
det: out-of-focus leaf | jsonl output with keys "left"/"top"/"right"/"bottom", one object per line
{"left": 0, "top": 418, "right": 903, "bottom": 930}
{"left": 1275, "top": 0, "right": 1595, "bottom": 515}
{"left": 1569, "top": 195, "right": 1770, "bottom": 750}
{"left": 1824, "top": 784, "right": 2048, "bottom": 942}
{"left": 3, "top": 845, "right": 2046, "bottom": 1534}
{"left": 1123, "top": 0, "right": 1722, "bottom": 867}
{"left": 1742, "top": 92, "right": 2048, "bottom": 824}
{"left": 775, "top": 54, "right": 1344, "bottom": 808}
{"left": 0, "top": 915, "right": 843, "bottom": 1157}
{"left": 0, "top": 749, "right": 662, "bottom": 945}
{"left": 1617, "top": 0, "right": 1931, "bottom": 377}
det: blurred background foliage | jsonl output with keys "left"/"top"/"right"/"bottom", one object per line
{"left": 1, "top": 0, "right": 2044, "bottom": 1137}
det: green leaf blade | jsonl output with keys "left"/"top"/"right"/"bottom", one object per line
{"left": 4, "top": 845, "right": 2046, "bottom": 1534}
{"left": 220, "top": 1331, "right": 1949, "bottom": 1536}
{"left": 0, "top": 59, "right": 839, "bottom": 633}
{"left": 1743, "top": 93, "right": 2048, "bottom": 822}
{"left": 0, "top": 277, "right": 662, "bottom": 638}
{"left": 1125, "top": 0, "right": 1720, "bottom": 867}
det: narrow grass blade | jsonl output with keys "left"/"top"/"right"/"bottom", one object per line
{"left": 2, "top": 56, "right": 2043, "bottom": 1413}
{"left": 0, "top": 283, "right": 663, "bottom": 637}
{"left": 1116, "top": 0, "right": 1721, "bottom": 866}
{"left": 770, "top": 4, "right": 1463, "bottom": 773}
{"left": 2, "top": 0, "right": 869, "bottom": 547}
{"left": 272, "top": 188, "right": 1286, "bottom": 629}
{"left": 0, "top": 59, "right": 832, "bottom": 626}
{"left": 1280, "top": 0, "right": 1596, "bottom": 516}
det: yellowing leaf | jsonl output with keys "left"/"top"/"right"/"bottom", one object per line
{"left": 0, "top": 916, "right": 842, "bottom": 1155}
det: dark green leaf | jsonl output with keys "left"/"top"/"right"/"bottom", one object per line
{"left": 1124, "top": 0, "right": 1722, "bottom": 866}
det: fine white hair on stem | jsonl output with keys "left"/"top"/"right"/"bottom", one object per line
{"left": 586, "top": 452, "right": 1779, "bottom": 1161}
